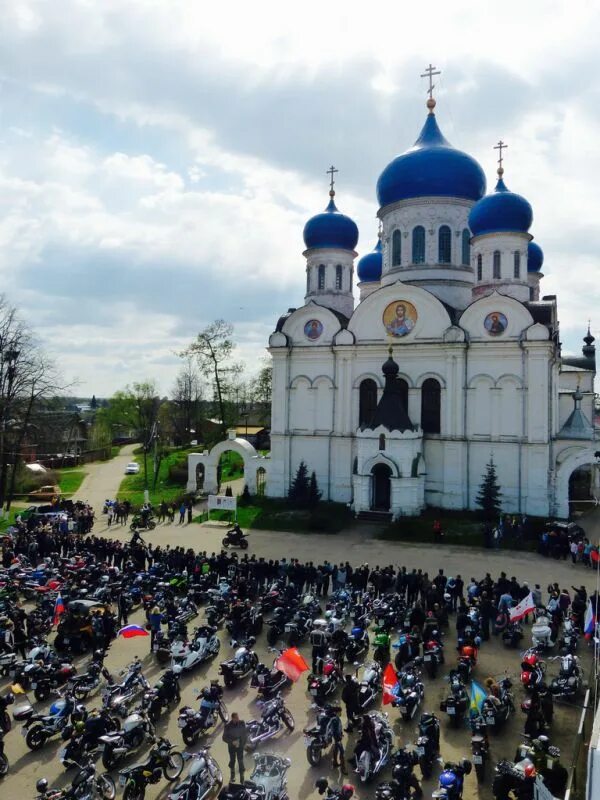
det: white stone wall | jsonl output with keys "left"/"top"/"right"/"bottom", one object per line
{"left": 471, "top": 231, "right": 531, "bottom": 303}
{"left": 304, "top": 246, "right": 355, "bottom": 318}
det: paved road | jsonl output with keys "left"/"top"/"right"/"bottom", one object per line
{"left": 74, "top": 443, "right": 137, "bottom": 509}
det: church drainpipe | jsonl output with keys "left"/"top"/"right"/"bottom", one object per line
{"left": 285, "top": 344, "right": 292, "bottom": 496}
{"left": 518, "top": 335, "right": 526, "bottom": 513}
{"left": 463, "top": 336, "right": 470, "bottom": 509}
{"left": 328, "top": 345, "right": 336, "bottom": 502}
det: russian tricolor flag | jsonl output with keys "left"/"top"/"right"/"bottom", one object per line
{"left": 118, "top": 624, "right": 149, "bottom": 639}
{"left": 584, "top": 599, "right": 596, "bottom": 640}
{"left": 53, "top": 593, "right": 66, "bottom": 626}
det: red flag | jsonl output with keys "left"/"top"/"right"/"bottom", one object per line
{"left": 275, "top": 647, "right": 309, "bottom": 682}
{"left": 382, "top": 662, "right": 397, "bottom": 705}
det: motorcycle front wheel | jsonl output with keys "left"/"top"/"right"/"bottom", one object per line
{"left": 218, "top": 701, "right": 229, "bottom": 723}
{"left": 475, "top": 760, "right": 486, "bottom": 783}
{"left": 34, "top": 684, "right": 51, "bottom": 703}
{"left": 96, "top": 773, "right": 116, "bottom": 800}
{"left": 123, "top": 781, "right": 144, "bottom": 800}
{"left": 1, "top": 711, "right": 10, "bottom": 733}
{"left": 163, "top": 752, "right": 184, "bottom": 781}
{"left": 307, "top": 744, "right": 322, "bottom": 766}
{"left": 282, "top": 709, "right": 295, "bottom": 731}
{"left": 73, "top": 684, "right": 91, "bottom": 701}
{"left": 102, "top": 747, "right": 117, "bottom": 770}
{"left": 0, "top": 752, "right": 8, "bottom": 777}
{"left": 26, "top": 725, "right": 47, "bottom": 751}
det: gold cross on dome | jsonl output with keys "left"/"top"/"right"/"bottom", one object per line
{"left": 494, "top": 140, "right": 508, "bottom": 172}
{"left": 326, "top": 165, "right": 338, "bottom": 193}
{"left": 420, "top": 64, "right": 441, "bottom": 100}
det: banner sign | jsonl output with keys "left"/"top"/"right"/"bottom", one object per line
{"left": 208, "top": 495, "right": 237, "bottom": 511}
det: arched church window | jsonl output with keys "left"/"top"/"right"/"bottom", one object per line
{"left": 412, "top": 226, "right": 425, "bottom": 264}
{"left": 438, "top": 226, "right": 451, "bottom": 264}
{"left": 318, "top": 264, "right": 326, "bottom": 290}
{"left": 461, "top": 229, "right": 470, "bottom": 266}
{"left": 359, "top": 378, "right": 377, "bottom": 426}
{"left": 513, "top": 251, "right": 521, "bottom": 279}
{"left": 306, "top": 270, "right": 310, "bottom": 293}
{"left": 477, "top": 254, "right": 483, "bottom": 281}
{"left": 379, "top": 434, "right": 386, "bottom": 451}
{"left": 392, "top": 230, "right": 402, "bottom": 266}
{"left": 493, "top": 251, "right": 501, "bottom": 279}
{"left": 421, "top": 378, "right": 441, "bottom": 434}
{"left": 335, "top": 264, "right": 343, "bottom": 290}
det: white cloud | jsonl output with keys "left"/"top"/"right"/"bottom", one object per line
{"left": 0, "top": 1, "right": 597, "bottom": 394}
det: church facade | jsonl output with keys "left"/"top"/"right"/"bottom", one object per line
{"left": 265, "top": 92, "right": 596, "bottom": 521}
{"left": 189, "top": 89, "right": 597, "bottom": 520}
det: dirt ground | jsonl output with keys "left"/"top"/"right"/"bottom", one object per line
{"left": 2, "top": 516, "right": 596, "bottom": 800}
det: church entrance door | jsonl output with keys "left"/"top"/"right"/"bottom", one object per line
{"left": 371, "top": 464, "right": 391, "bottom": 511}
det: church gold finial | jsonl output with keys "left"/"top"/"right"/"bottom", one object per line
{"left": 326, "top": 165, "right": 338, "bottom": 197}
{"left": 388, "top": 345, "right": 393, "bottom": 357}
{"left": 421, "top": 63, "right": 441, "bottom": 113}
{"left": 494, "top": 140, "right": 508, "bottom": 178}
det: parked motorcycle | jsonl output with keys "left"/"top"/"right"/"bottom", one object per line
{"left": 470, "top": 717, "right": 489, "bottom": 783}
{"left": 0, "top": 729, "right": 8, "bottom": 777}
{"left": 491, "top": 759, "right": 538, "bottom": 800}
{"left": 481, "top": 677, "right": 514, "bottom": 729}
{"left": 167, "top": 747, "right": 223, "bottom": 800}
{"left": 37, "top": 758, "right": 116, "bottom": 800}
{"left": 171, "top": 627, "right": 220, "bottom": 671}
{"left": 0, "top": 692, "right": 14, "bottom": 733}
{"left": 354, "top": 711, "right": 393, "bottom": 783}
{"left": 304, "top": 704, "right": 342, "bottom": 767}
{"left": 177, "top": 684, "right": 229, "bottom": 746}
{"left": 218, "top": 753, "right": 290, "bottom": 800}
{"left": 100, "top": 710, "right": 155, "bottom": 770}
{"left": 118, "top": 738, "right": 184, "bottom": 800}
{"left": 520, "top": 649, "right": 546, "bottom": 693}
{"left": 307, "top": 657, "right": 342, "bottom": 704}
{"left": 502, "top": 621, "right": 524, "bottom": 649}
{"left": 102, "top": 659, "right": 149, "bottom": 717}
{"left": 19, "top": 692, "right": 78, "bottom": 751}
{"left": 415, "top": 712, "right": 440, "bottom": 779}
{"left": 531, "top": 610, "right": 557, "bottom": 650}
{"left": 246, "top": 694, "right": 294, "bottom": 749}
{"left": 549, "top": 654, "right": 583, "bottom": 699}
{"left": 389, "top": 747, "right": 423, "bottom": 798}
{"left": 558, "top": 619, "right": 579, "bottom": 655}
{"left": 142, "top": 669, "right": 182, "bottom": 723}
{"left": 345, "top": 626, "right": 369, "bottom": 662}
{"left": 356, "top": 661, "right": 382, "bottom": 709}
{"left": 219, "top": 639, "right": 258, "bottom": 688}
{"left": 391, "top": 665, "right": 425, "bottom": 722}
{"left": 68, "top": 656, "right": 111, "bottom": 701}
{"left": 431, "top": 760, "right": 472, "bottom": 800}
{"left": 422, "top": 636, "right": 444, "bottom": 679}
{"left": 440, "top": 671, "right": 469, "bottom": 728}
{"left": 251, "top": 652, "right": 292, "bottom": 699}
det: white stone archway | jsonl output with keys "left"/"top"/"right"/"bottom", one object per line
{"left": 187, "top": 429, "right": 269, "bottom": 495}
{"left": 554, "top": 445, "right": 599, "bottom": 519}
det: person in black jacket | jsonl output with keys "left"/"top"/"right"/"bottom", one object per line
{"left": 341, "top": 674, "right": 360, "bottom": 732}
{"left": 222, "top": 712, "right": 248, "bottom": 783}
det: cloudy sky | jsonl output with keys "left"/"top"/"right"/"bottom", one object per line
{"left": 0, "top": 1, "right": 598, "bottom": 397}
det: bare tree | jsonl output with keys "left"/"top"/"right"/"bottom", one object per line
{"left": 181, "top": 320, "right": 235, "bottom": 437}
{"left": 170, "top": 360, "right": 204, "bottom": 445}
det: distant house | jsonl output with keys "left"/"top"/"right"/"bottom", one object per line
{"left": 235, "top": 425, "right": 270, "bottom": 450}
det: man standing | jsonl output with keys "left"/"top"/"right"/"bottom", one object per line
{"left": 309, "top": 622, "right": 330, "bottom": 675}
{"left": 222, "top": 712, "right": 247, "bottom": 783}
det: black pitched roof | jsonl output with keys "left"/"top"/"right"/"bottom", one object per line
{"left": 362, "top": 353, "right": 415, "bottom": 433}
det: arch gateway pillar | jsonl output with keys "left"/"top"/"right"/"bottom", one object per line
{"left": 187, "top": 429, "right": 270, "bottom": 495}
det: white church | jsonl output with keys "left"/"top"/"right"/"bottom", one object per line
{"left": 189, "top": 80, "right": 597, "bottom": 520}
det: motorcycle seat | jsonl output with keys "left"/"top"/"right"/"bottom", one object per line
{"left": 472, "top": 734, "right": 486, "bottom": 744}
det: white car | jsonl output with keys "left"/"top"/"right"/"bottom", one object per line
{"left": 125, "top": 462, "right": 140, "bottom": 474}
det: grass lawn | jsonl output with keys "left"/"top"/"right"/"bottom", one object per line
{"left": 117, "top": 448, "right": 194, "bottom": 508}
{"left": 219, "top": 451, "right": 244, "bottom": 482}
{"left": 195, "top": 496, "right": 352, "bottom": 534}
{"left": 57, "top": 468, "right": 87, "bottom": 496}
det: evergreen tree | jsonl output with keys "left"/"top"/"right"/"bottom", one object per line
{"left": 476, "top": 458, "right": 502, "bottom": 520}
{"left": 239, "top": 484, "right": 251, "bottom": 506}
{"left": 225, "top": 485, "right": 233, "bottom": 497}
{"left": 288, "top": 460, "right": 309, "bottom": 507}
{"left": 308, "top": 471, "right": 321, "bottom": 509}
{"left": 90, "top": 394, "right": 97, "bottom": 410}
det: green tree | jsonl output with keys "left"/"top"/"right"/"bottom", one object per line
{"left": 288, "top": 461, "right": 309, "bottom": 507}
{"left": 476, "top": 458, "right": 503, "bottom": 520}
{"left": 181, "top": 320, "right": 235, "bottom": 438}
{"left": 308, "top": 471, "right": 321, "bottom": 509}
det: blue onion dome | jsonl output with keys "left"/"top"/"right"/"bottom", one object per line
{"left": 528, "top": 241, "right": 544, "bottom": 272}
{"left": 303, "top": 191, "right": 359, "bottom": 250}
{"left": 357, "top": 239, "right": 383, "bottom": 282}
{"left": 376, "top": 111, "right": 486, "bottom": 207}
{"left": 468, "top": 172, "right": 533, "bottom": 237}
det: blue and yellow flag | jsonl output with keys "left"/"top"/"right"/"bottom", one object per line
{"left": 469, "top": 680, "right": 487, "bottom": 716}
